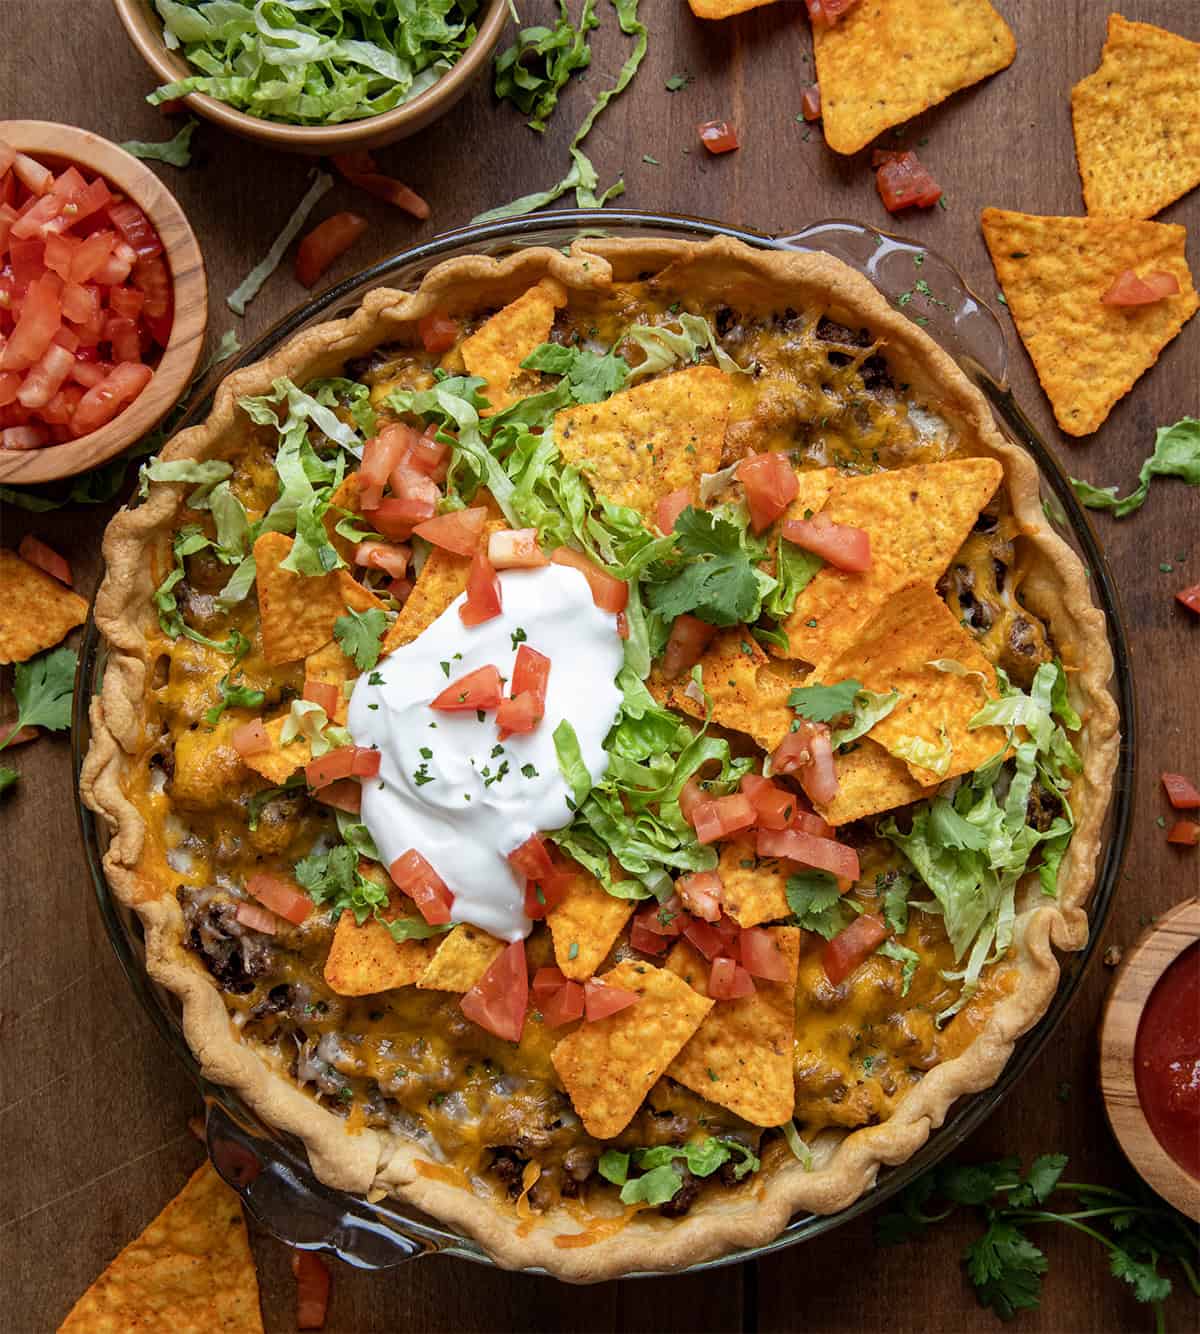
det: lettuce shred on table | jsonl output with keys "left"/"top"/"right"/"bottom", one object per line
{"left": 119, "top": 119, "right": 198, "bottom": 167}
{"left": 227, "top": 170, "right": 332, "bottom": 315}
{"left": 147, "top": 0, "right": 482, "bottom": 125}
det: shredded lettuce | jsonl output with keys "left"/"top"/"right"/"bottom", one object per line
{"left": 625, "top": 313, "right": 752, "bottom": 382}
{"left": 763, "top": 537, "right": 823, "bottom": 621}
{"left": 227, "top": 170, "right": 332, "bottom": 315}
{"left": 888, "top": 727, "right": 953, "bottom": 779}
{"left": 781, "top": 1121, "right": 814, "bottom": 1170}
{"left": 831, "top": 687, "right": 900, "bottom": 750}
{"left": 598, "top": 1136, "right": 760, "bottom": 1205}
{"left": 494, "top": 0, "right": 597, "bottom": 132}
{"left": 120, "top": 119, "right": 198, "bottom": 167}
{"left": 280, "top": 699, "right": 351, "bottom": 758}
{"left": 1070, "top": 417, "right": 1200, "bottom": 518}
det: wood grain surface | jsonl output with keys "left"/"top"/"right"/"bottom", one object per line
{"left": 2, "top": 3, "right": 1198, "bottom": 1331}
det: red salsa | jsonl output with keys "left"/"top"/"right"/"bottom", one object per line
{"left": 1134, "top": 940, "right": 1200, "bottom": 1181}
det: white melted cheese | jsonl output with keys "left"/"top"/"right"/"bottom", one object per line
{"left": 347, "top": 564, "right": 624, "bottom": 941}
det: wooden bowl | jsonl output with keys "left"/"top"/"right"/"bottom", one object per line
{"left": 111, "top": 0, "right": 510, "bottom": 155}
{"left": 0, "top": 120, "right": 206, "bottom": 486}
{"left": 1099, "top": 896, "right": 1200, "bottom": 1221}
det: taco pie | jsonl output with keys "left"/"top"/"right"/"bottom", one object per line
{"left": 82, "top": 236, "right": 1118, "bottom": 1280}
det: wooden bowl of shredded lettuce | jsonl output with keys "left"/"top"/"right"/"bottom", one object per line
{"left": 112, "top": 0, "right": 509, "bottom": 152}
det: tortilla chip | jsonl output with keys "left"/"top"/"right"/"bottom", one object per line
{"left": 818, "top": 581, "right": 1006, "bottom": 785}
{"left": 1072, "top": 15, "right": 1200, "bottom": 221}
{"left": 546, "top": 865, "right": 634, "bottom": 981}
{"left": 717, "top": 838, "right": 790, "bottom": 928}
{"left": 817, "top": 737, "right": 931, "bottom": 825}
{"left": 239, "top": 715, "right": 310, "bottom": 786}
{"left": 688, "top": 0, "right": 775, "bottom": 15}
{"left": 58, "top": 1161, "right": 263, "bottom": 1333}
{"left": 324, "top": 878, "right": 437, "bottom": 996}
{"left": 0, "top": 548, "right": 88, "bottom": 664}
{"left": 778, "top": 459, "right": 1003, "bottom": 670}
{"left": 323, "top": 473, "right": 363, "bottom": 568}
{"left": 550, "top": 959, "right": 713, "bottom": 1139}
{"left": 981, "top": 209, "right": 1199, "bottom": 437}
{"left": 553, "top": 366, "right": 730, "bottom": 521}
{"left": 303, "top": 640, "right": 355, "bottom": 723}
{"left": 665, "top": 929, "right": 799, "bottom": 1126}
{"left": 780, "top": 466, "right": 838, "bottom": 528}
{"left": 461, "top": 277, "right": 567, "bottom": 415}
{"left": 417, "top": 923, "right": 505, "bottom": 992}
{"left": 815, "top": 0, "right": 1016, "bottom": 156}
{"left": 254, "top": 531, "right": 385, "bottom": 665}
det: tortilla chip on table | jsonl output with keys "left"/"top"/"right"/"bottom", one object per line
{"left": 981, "top": 209, "right": 1198, "bottom": 437}
{"left": 0, "top": 547, "right": 88, "bottom": 664}
{"left": 417, "top": 923, "right": 505, "bottom": 991}
{"left": 461, "top": 277, "right": 567, "bottom": 415}
{"left": 58, "top": 1160, "right": 264, "bottom": 1333}
{"left": 1071, "top": 15, "right": 1200, "bottom": 221}
{"left": 814, "top": 0, "right": 1016, "bottom": 156}
{"left": 546, "top": 865, "right": 634, "bottom": 981}
{"left": 687, "top": 0, "right": 775, "bottom": 16}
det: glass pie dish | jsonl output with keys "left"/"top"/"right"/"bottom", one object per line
{"left": 73, "top": 209, "right": 1136, "bottom": 1275}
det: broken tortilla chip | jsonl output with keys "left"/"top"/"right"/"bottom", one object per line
{"left": 688, "top": 0, "right": 775, "bottom": 16}
{"left": 981, "top": 209, "right": 1198, "bottom": 437}
{"left": 818, "top": 581, "right": 1006, "bottom": 786}
{"left": 0, "top": 547, "right": 88, "bottom": 664}
{"left": 546, "top": 865, "right": 634, "bottom": 980}
{"left": 553, "top": 366, "right": 730, "bottom": 522}
{"left": 718, "top": 838, "right": 790, "bottom": 928}
{"left": 324, "top": 876, "right": 438, "bottom": 996}
{"left": 417, "top": 923, "right": 505, "bottom": 991}
{"left": 58, "top": 1161, "right": 264, "bottom": 1333}
{"left": 666, "top": 929, "right": 799, "bottom": 1126}
{"left": 551, "top": 959, "right": 713, "bottom": 1139}
{"left": 1072, "top": 15, "right": 1200, "bottom": 221}
{"left": 814, "top": 0, "right": 1016, "bottom": 156}
{"left": 303, "top": 640, "right": 355, "bottom": 723}
{"left": 254, "top": 530, "right": 386, "bottom": 665}
{"left": 239, "top": 715, "right": 310, "bottom": 786}
{"left": 778, "top": 459, "right": 1003, "bottom": 670}
{"left": 461, "top": 277, "right": 567, "bottom": 415}
{"left": 817, "top": 737, "right": 931, "bottom": 826}
{"left": 323, "top": 473, "right": 364, "bottom": 569}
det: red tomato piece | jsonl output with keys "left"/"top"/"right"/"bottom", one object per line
{"left": 72, "top": 361, "right": 152, "bottom": 435}
{"left": 292, "top": 1251, "right": 332, "bottom": 1331}
{"left": 756, "top": 826, "right": 860, "bottom": 881}
{"left": 13, "top": 152, "right": 53, "bottom": 196}
{"left": 662, "top": 612, "right": 717, "bottom": 679}
{"left": 772, "top": 719, "right": 839, "bottom": 805}
{"left": 106, "top": 198, "right": 162, "bottom": 259}
{"left": 362, "top": 498, "right": 411, "bottom": 540}
{"left": 488, "top": 527, "right": 548, "bottom": 569}
{"left": 541, "top": 977, "right": 585, "bottom": 1027}
{"left": 1177, "top": 584, "right": 1200, "bottom": 615}
{"left": 635, "top": 896, "right": 686, "bottom": 939}
{"left": 740, "top": 773, "right": 797, "bottom": 830}
{"left": 359, "top": 425, "right": 410, "bottom": 509}
{"left": 231, "top": 718, "right": 271, "bottom": 756}
{"left": 0, "top": 272, "right": 61, "bottom": 371}
{"left": 17, "top": 340, "right": 75, "bottom": 410}
{"left": 42, "top": 231, "right": 78, "bottom": 279}
{"left": 295, "top": 211, "right": 368, "bottom": 288}
{"left": 64, "top": 176, "right": 112, "bottom": 228}
{"left": 17, "top": 534, "right": 72, "bottom": 584}
{"left": 431, "top": 664, "right": 503, "bottom": 712}
{"left": 709, "top": 956, "right": 756, "bottom": 999}
{"left": 805, "top": 0, "right": 859, "bottom": 24}
{"left": 67, "top": 232, "right": 113, "bottom": 285}
{"left": 691, "top": 793, "right": 757, "bottom": 845}
{"left": 698, "top": 120, "right": 739, "bottom": 154}
{"left": 235, "top": 903, "right": 278, "bottom": 935}
{"left": 550, "top": 546, "right": 628, "bottom": 613}
{"left": 584, "top": 977, "right": 640, "bottom": 1022}
{"left": 246, "top": 872, "right": 313, "bottom": 926}
{"left": 305, "top": 745, "right": 378, "bottom": 790}
{"left": 406, "top": 430, "right": 450, "bottom": 481}
{"left": 104, "top": 314, "right": 141, "bottom": 364}
{"left": 532, "top": 965, "right": 569, "bottom": 1003}
{"left": 801, "top": 84, "right": 822, "bottom": 121}
{"left": 461, "top": 550, "right": 503, "bottom": 626}
{"left": 511, "top": 644, "right": 551, "bottom": 705}
{"left": 131, "top": 255, "right": 171, "bottom": 319}
{"left": 1, "top": 424, "right": 48, "bottom": 449}
{"left": 1166, "top": 821, "right": 1200, "bottom": 847}
{"left": 682, "top": 916, "right": 733, "bottom": 961}
{"left": 354, "top": 539, "right": 409, "bottom": 580}
{"left": 740, "top": 926, "right": 792, "bottom": 981}
{"left": 508, "top": 833, "right": 555, "bottom": 882}
{"left": 315, "top": 778, "right": 362, "bottom": 815}
{"left": 780, "top": 514, "right": 871, "bottom": 571}
{"left": 875, "top": 151, "right": 942, "bottom": 212}
{"left": 461, "top": 940, "right": 529, "bottom": 1042}
{"left": 331, "top": 152, "right": 431, "bottom": 220}
{"left": 679, "top": 776, "right": 708, "bottom": 826}
{"left": 418, "top": 311, "right": 459, "bottom": 355}
{"left": 93, "top": 240, "right": 137, "bottom": 287}
{"left": 0, "top": 202, "right": 16, "bottom": 257}
{"left": 793, "top": 809, "right": 835, "bottom": 839}
{"left": 0, "top": 372, "right": 20, "bottom": 406}
{"left": 107, "top": 284, "right": 144, "bottom": 321}
{"left": 822, "top": 913, "right": 886, "bottom": 985}
{"left": 10, "top": 191, "right": 67, "bottom": 241}
{"left": 630, "top": 915, "right": 670, "bottom": 955}
{"left": 389, "top": 850, "right": 454, "bottom": 925}
{"left": 496, "top": 691, "right": 543, "bottom": 740}
{"left": 412, "top": 508, "right": 488, "bottom": 559}
{"left": 1162, "top": 773, "right": 1200, "bottom": 810}
{"left": 523, "top": 874, "right": 568, "bottom": 919}
{"left": 737, "top": 452, "right": 799, "bottom": 532}
{"left": 389, "top": 463, "right": 440, "bottom": 511}
{"left": 1101, "top": 269, "right": 1180, "bottom": 307}
{"left": 656, "top": 487, "right": 692, "bottom": 534}
{"left": 677, "top": 870, "right": 723, "bottom": 922}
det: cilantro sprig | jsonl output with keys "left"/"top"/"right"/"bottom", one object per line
{"left": 647, "top": 507, "right": 772, "bottom": 628}
{"left": 334, "top": 607, "right": 388, "bottom": 671}
{"left": 0, "top": 646, "right": 78, "bottom": 796}
{"left": 294, "top": 843, "right": 448, "bottom": 941}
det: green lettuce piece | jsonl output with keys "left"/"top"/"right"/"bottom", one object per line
{"left": 280, "top": 699, "right": 350, "bottom": 759}
{"left": 619, "top": 1164, "right": 684, "bottom": 1206}
{"left": 831, "top": 688, "right": 900, "bottom": 750}
{"left": 227, "top": 171, "right": 332, "bottom": 315}
{"left": 625, "top": 313, "right": 751, "bottom": 382}
{"left": 1070, "top": 417, "right": 1200, "bottom": 517}
{"left": 781, "top": 1121, "right": 814, "bottom": 1170}
{"left": 598, "top": 1149, "right": 629, "bottom": 1185}
{"left": 878, "top": 939, "right": 920, "bottom": 996}
{"left": 927, "top": 658, "right": 990, "bottom": 687}
{"left": 763, "top": 537, "right": 823, "bottom": 621}
{"left": 138, "top": 457, "right": 232, "bottom": 501}
{"left": 613, "top": 1137, "right": 760, "bottom": 1205}
{"left": 888, "top": 727, "right": 953, "bottom": 779}
{"left": 120, "top": 119, "right": 198, "bottom": 167}
{"left": 553, "top": 720, "right": 594, "bottom": 807}
{"left": 494, "top": 0, "right": 598, "bottom": 132}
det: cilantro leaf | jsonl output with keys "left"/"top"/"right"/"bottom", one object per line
{"left": 665, "top": 72, "right": 691, "bottom": 91}
{"left": 619, "top": 1163, "right": 684, "bottom": 1207}
{"left": 647, "top": 507, "right": 765, "bottom": 627}
{"left": 521, "top": 341, "right": 630, "bottom": 404}
{"left": 333, "top": 607, "right": 388, "bottom": 671}
{"left": 2, "top": 646, "right": 78, "bottom": 749}
{"left": 878, "top": 870, "right": 910, "bottom": 935}
{"left": 966, "top": 1219, "right": 1048, "bottom": 1320}
{"left": 785, "top": 870, "right": 852, "bottom": 939}
{"left": 939, "top": 1158, "right": 1022, "bottom": 1206}
{"left": 1109, "top": 1249, "right": 1172, "bottom": 1305}
{"left": 788, "top": 678, "right": 863, "bottom": 723}
{"left": 293, "top": 844, "right": 400, "bottom": 929}
{"left": 1070, "top": 417, "right": 1200, "bottom": 517}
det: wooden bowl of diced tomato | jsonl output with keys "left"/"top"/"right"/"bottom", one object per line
{"left": 0, "top": 120, "right": 206, "bottom": 485}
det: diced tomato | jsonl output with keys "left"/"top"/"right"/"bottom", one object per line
{"left": 523, "top": 872, "right": 568, "bottom": 919}
{"left": 793, "top": 809, "right": 835, "bottom": 839}
{"left": 0, "top": 372, "right": 20, "bottom": 406}
{"left": 698, "top": 120, "right": 739, "bottom": 154}
{"left": 306, "top": 744, "right": 379, "bottom": 789}
{"left": 805, "top": 0, "right": 859, "bottom": 24}
{"left": 17, "top": 534, "right": 72, "bottom": 584}
{"left": 740, "top": 926, "right": 792, "bottom": 981}
{"left": 70, "top": 357, "right": 106, "bottom": 388}
{"left": 1162, "top": 773, "right": 1200, "bottom": 810}
{"left": 584, "top": 977, "right": 639, "bottom": 1022}
{"left": 875, "top": 151, "right": 942, "bottom": 212}
{"left": 630, "top": 915, "right": 670, "bottom": 955}
{"left": 0, "top": 272, "right": 61, "bottom": 370}
{"left": 740, "top": 773, "right": 797, "bottom": 830}
{"left": 11, "top": 192, "right": 68, "bottom": 241}
{"left": 616, "top": 611, "right": 629, "bottom": 639}
{"left": 301, "top": 679, "right": 340, "bottom": 714}
{"left": 16, "top": 339, "right": 73, "bottom": 409}
{"left": 737, "top": 452, "right": 799, "bottom": 532}
{"left": 389, "top": 849, "right": 454, "bottom": 925}
{"left": 42, "top": 232, "right": 78, "bottom": 279}
{"left": 359, "top": 425, "right": 410, "bottom": 509}
{"left": 1176, "top": 584, "right": 1200, "bottom": 615}
{"left": 683, "top": 915, "right": 734, "bottom": 961}
{"left": 106, "top": 198, "right": 162, "bottom": 259}
{"left": 13, "top": 153, "right": 53, "bottom": 196}
{"left": 461, "top": 940, "right": 528, "bottom": 1042}
{"left": 72, "top": 361, "right": 152, "bottom": 434}
{"left": 295, "top": 211, "right": 367, "bottom": 287}
{"left": 709, "top": 956, "right": 756, "bottom": 999}
{"left": 1101, "top": 269, "right": 1181, "bottom": 307}
{"left": 510, "top": 644, "right": 551, "bottom": 707}
{"left": 0, "top": 202, "right": 16, "bottom": 256}
{"left": 662, "top": 613, "right": 717, "bottom": 679}
{"left": 508, "top": 833, "right": 555, "bottom": 882}
{"left": 541, "top": 977, "right": 584, "bottom": 1027}
{"left": 354, "top": 539, "right": 409, "bottom": 580}
{"left": 431, "top": 664, "right": 503, "bottom": 712}
{"left": 246, "top": 872, "right": 313, "bottom": 926}
{"left": 315, "top": 778, "right": 362, "bottom": 814}
{"left": 756, "top": 826, "right": 860, "bottom": 882}
{"left": 291, "top": 1251, "right": 331, "bottom": 1331}
{"left": 550, "top": 546, "right": 628, "bottom": 613}
{"left": 405, "top": 429, "right": 450, "bottom": 481}
{"left": 532, "top": 965, "right": 569, "bottom": 1003}
{"left": 107, "top": 284, "right": 144, "bottom": 321}
{"left": 52, "top": 325, "right": 79, "bottom": 353}
{"left": 364, "top": 497, "right": 415, "bottom": 540}
{"left": 231, "top": 718, "right": 271, "bottom": 756}
{"left": 332, "top": 151, "right": 431, "bottom": 220}
{"left": 773, "top": 719, "right": 839, "bottom": 805}
{"left": 418, "top": 311, "right": 460, "bottom": 355}
{"left": 412, "top": 507, "right": 486, "bottom": 558}
{"left": 822, "top": 913, "right": 886, "bottom": 984}
{"left": 65, "top": 177, "right": 112, "bottom": 228}
{"left": 1, "top": 424, "right": 48, "bottom": 449}
{"left": 1166, "top": 821, "right": 1200, "bottom": 847}
{"left": 691, "top": 793, "right": 757, "bottom": 845}
{"left": 66, "top": 231, "right": 113, "bottom": 285}
{"left": 104, "top": 314, "right": 141, "bottom": 363}
{"left": 62, "top": 280, "right": 100, "bottom": 326}
{"left": 677, "top": 870, "right": 723, "bottom": 922}
{"left": 636, "top": 896, "right": 686, "bottom": 939}
{"left": 131, "top": 254, "right": 171, "bottom": 318}
{"left": 679, "top": 776, "right": 708, "bottom": 826}
{"left": 656, "top": 487, "right": 692, "bottom": 534}
{"left": 388, "top": 463, "right": 440, "bottom": 514}
{"left": 461, "top": 550, "right": 503, "bottom": 626}
{"left": 496, "top": 691, "right": 543, "bottom": 739}
{"left": 780, "top": 513, "right": 871, "bottom": 571}
{"left": 235, "top": 902, "right": 278, "bottom": 935}
{"left": 489, "top": 527, "right": 548, "bottom": 569}
{"left": 801, "top": 84, "right": 822, "bottom": 121}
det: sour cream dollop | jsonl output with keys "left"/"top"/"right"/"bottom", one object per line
{"left": 347, "top": 563, "right": 624, "bottom": 941}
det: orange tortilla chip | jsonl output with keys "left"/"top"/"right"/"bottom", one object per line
{"left": 778, "top": 459, "right": 1003, "bottom": 669}
{"left": 981, "top": 209, "right": 1198, "bottom": 437}
{"left": 546, "top": 865, "right": 634, "bottom": 981}
{"left": 551, "top": 959, "right": 713, "bottom": 1138}
{"left": 323, "top": 473, "right": 364, "bottom": 568}
{"left": 254, "top": 530, "right": 386, "bottom": 665}
{"left": 461, "top": 277, "right": 567, "bottom": 415}
{"left": 1072, "top": 16, "right": 1200, "bottom": 221}
{"left": 0, "top": 548, "right": 88, "bottom": 664}
{"left": 553, "top": 366, "right": 730, "bottom": 521}
{"left": 666, "top": 929, "right": 799, "bottom": 1126}
{"left": 819, "top": 581, "right": 1006, "bottom": 786}
{"left": 817, "top": 737, "right": 931, "bottom": 825}
{"left": 417, "top": 923, "right": 505, "bottom": 991}
{"left": 58, "top": 1161, "right": 263, "bottom": 1333}
{"left": 815, "top": 0, "right": 1016, "bottom": 156}
{"left": 239, "top": 715, "right": 310, "bottom": 786}
{"left": 303, "top": 640, "right": 355, "bottom": 723}
{"left": 324, "top": 882, "right": 438, "bottom": 996}
{"left": 717, "top": 838, "right": 790, "bottom": 928}
{"left": 688, "top": 0, "right": 775, "bottom": 15}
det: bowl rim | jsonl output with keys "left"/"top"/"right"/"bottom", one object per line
{"left": 110, "top": 0, "right": 510, "bottom": 150}
{"left": 0, "top": 119, "right": 207, "bottom": 485}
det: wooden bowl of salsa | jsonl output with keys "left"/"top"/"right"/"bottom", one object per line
{"left": 1100, "top": 897, "right": 1200, "bottom": 1221}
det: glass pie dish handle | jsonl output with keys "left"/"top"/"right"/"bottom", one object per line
{"left": 773, "top": 219, "right": 1010, "bottom": 391}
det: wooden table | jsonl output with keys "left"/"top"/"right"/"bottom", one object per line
{"left": 2, "top": 3, "right": 1197, "bottom": 1330}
